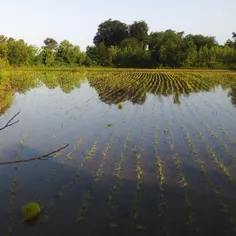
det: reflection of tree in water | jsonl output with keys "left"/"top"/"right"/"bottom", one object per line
{"left": 57, "top": 73, "right": 85, "bottom": 94}
{"left": 1, "top": 70, "right": 236, "bottom": 114}
{"left": 228, "top": 88, "right": 236, "bottom": 107}
{"left": 87, "top": 72, "right": 236, "bottom": 105}
{"left": 0, "top": 71, "right": 86, "bottom": 115}
{"left": 39, "top": 72, "right": 86, "bottom": 93}
{"left": 0, "top": 71, "right": 39, "bottom": 114}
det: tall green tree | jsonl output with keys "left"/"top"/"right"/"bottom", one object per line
{"left": 36, "top": 48, "right": 56, "bottom": 66}
{"left": 129, "top": 21, "right": 149, "bottom": 45}
{"left": 93, "top": 19, "right": 129, "bottom": 47}
{"left": 225, "top": 39, "right": 235, "bottom": 48}
{"left": 6, "top": 38, "right": 36, "bottom": 66}
{"left": 85, "top": 43, "right": 112, "bottom": 67}
{"left": 185, "top": 34, "right": 218, "bottom": 51}
{"left": 232, "top": 32, "right": 236, "bottom": 48}
{"left": 115, "top": 37, "right": 150, "bottom": 68}
{"left": 43, "top": 38, "right": 58, "bottom": 50}
{"left": 56, "top": 40, "right": 84, "bottom": 66}
{"left": 0, "top": 41, "right": 8, "bottom": 59}
{"left": 149, "top": 30, "right": 190, "bottom": 67}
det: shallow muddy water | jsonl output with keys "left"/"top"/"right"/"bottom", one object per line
{"left": 0, "top": 71, "right": 236, "bottom": 236}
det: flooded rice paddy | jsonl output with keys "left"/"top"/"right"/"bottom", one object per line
{"left": 0, "top": 70, "right": 236, "bottom": 236}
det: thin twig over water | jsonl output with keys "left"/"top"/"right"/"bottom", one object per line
{"left": 0, "top": 144, "right": 69, "bottom": 165}
{"left": 0, "top": 112, "right": 20, "bottom": 131}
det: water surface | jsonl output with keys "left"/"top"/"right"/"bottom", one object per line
{"left": 0, "top": 71, "right": 236, "bottom": 236}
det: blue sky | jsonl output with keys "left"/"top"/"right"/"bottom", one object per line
{"left": 1, "top": 0, "right": 235, "bottom": 51}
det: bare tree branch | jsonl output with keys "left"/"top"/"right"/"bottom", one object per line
{"left": 0, "top": 144, "right": 69, "bottom": 165}
{"left": 0, "top": 112, "right": 20, "bottom": 131}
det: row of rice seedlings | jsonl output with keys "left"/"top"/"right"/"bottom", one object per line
{"left": 218, "top": 124, "right": 236, "bottom": 145}
{"left": 54, "top": 139, "right": 98, "bottom": 190}
{"left": 152, "top": 73, "right": 161, "bottom": 96}
{"left": 182, "top": 97, "right": 236, "bottom": 166}
{"left": 106, "top": 105, "right": 139, "bottom": 229}
{"left": 206, "top": 145, "right": 231, "bottom": 181}
{"left": 174, "top": 113, "right": 199, "bottom": 157}
{"left": 172, "top": 152, "right": 193, "bottom": 232}
{"left": 93, "top": 112, "right": 125, "bottom": 181}
{"left": 107, "top": 147, "right": 126, "bottom": 230}
{"left": 141, "top": 100, "right": 147, "bottom": 140}
{"left": 147, "top": 72, "right": 158, "bottom": 94}
{"left": 84, "top": 140, "right": 98, "bottom": 160}
{"left": 132, "top": 96, "right": 149, "bottom": 230}
{"left": 165, "top": 73, "right": 177, "bottom": 95}
{"left": 128, "top": 73, "right": 154, "bottom": 103}
{"left": 132, "top": 148, "right": 144, "bottom": 229}
{"left": 95, "top": 72, "right": 145, "bottom": 114}
{"left": 141, "top": 72, "right": 157, "bottom": 93}
{"left": 158, "top": 74, "right": 165, "bottom": 95}
{"left": 155, "top": 73, "right": 171, "bottom": 97}
{"left": 45, "top": 139, "right": 84, "bottom": 184}
{"left": 41, "top": 137, "right": 87, "bottom": 220}
{"left": 75, "top": 187, "right": 93, "bottom": 223}
{"left": 176, "top": 96, "right": 236, "bottom": 232}
{"left": 182, "top": 99, "right": 233, "bottom": 179}
{"left": 151, "top": 95, "right": 170, "bottom": 236}
{"left": 169, "top": 104, "right": 202, "bottom": 231}
{"left": 136, "top": 73, "right": 150, "bottom": 102}
{"left": 164, "top": 73, "right": 173, "bottom": 95}
{"left": 159, "top": 94, "right": 175, "bottom": 154}
{"left": 43, "top": 139, "right": 99, "bottom": 224}
{"left": 219, "top": 201, "right": 236, "bottom": 233}
{"left": 93, "top": 143, "right": 110, "bottom": 180}
{"left": 169, "top": 73, "right": 188, "bottom": 96}
{"left": 172, "top": 154, "right": 188, "bottom": 186}
{"left": 164, "top": 120, "right": 174, "bottom": 152}
{"left": 94, "top": 72, "right": 139, "bottom": 117}
{"left": 75, "top": 73, "right": 143, "bottom": 227}
{"left": 75, "top": 104, "right": 130, "bottom": 226}
{"left": 188, "top": 96, "right": 236, "bottom": 145}
{"left": 71, "top": 72, "right": 133, "bottom": 120}
{"left": 192, "top": 126, "right": 205, "bottom": 143}
{"left": 197, "top": 150, "right": 236, "bottom": 233}
{"left": 177, "top": 96, "right": 231, "bottom": 182}
{"left": 113, "top": 73, "right": 144, "bottom": 102}
{"left": 88, "top": 72, "right": 143, "bottom": 105}
{"left": 95, "top": 98, "right": 131, "bottom": 181}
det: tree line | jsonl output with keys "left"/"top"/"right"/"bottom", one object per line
{"left": 0, "top": 19, "right": 236, "bottom": 69}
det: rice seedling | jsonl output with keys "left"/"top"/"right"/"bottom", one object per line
{"left": 85, "top": 140, "right": 98, "bottom": 160}
{"left": 172, "top": 154, "right": 197, "bottom": 228}
{"left": 207, "top": 145, "right": 231, "bottom": 181}
{"left": 220, "top": 201, "right": 236, "bottom": 232}
{"left": 132, "top": 148, "right": 144, "bottom": 224}
{"left": 76, "top": 188, "right": 93, "bottom": 223}
{"left": 94, "top": 143, "right": 110, "bottom": 180}
{"left": 157, "top": 156, "right": 165, "bottom": 189}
